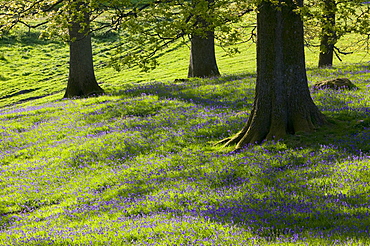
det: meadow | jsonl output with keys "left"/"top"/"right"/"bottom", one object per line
{"left": 0, "top": 28, "right": 369, "bottom": 245}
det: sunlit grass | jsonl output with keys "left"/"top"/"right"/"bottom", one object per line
{"left": 0, "top": 27, "right": 369, "bottom": 245}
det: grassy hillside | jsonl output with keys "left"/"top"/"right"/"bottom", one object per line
{"left": 0, "top": 29, "right": 369, "bottom": 245}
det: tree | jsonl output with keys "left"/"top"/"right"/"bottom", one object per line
{"left": 187, "top": 0, "right": 220, "bottom": 78}
{"left": 304, "top": 0, "right": 370, "bottom": 68}
{"left": 188, "top": 29, "right": 220, "bottom": 77}
{"left": 218, "top": 0, "right": 326, "bottom": 150}
{"left": 63, "top": 1, "right": 103, "bottom": 98}
{"left": 318, "top": 0, "right": 337, "bottom": 68}
{"left": 112, "top": 0, "right": 249, "bottom": 78}
{"left": 0, "top": 0, "right": 114, "bottom": 98}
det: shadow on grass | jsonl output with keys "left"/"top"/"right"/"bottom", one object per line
{"left": 114, "top": 73, "right": 256, "bottom": 111}
{"left": 0, "top": 88, "right": 40, "bottom": 101}
{"left": 306, "top": 62, "right": 370, "bottom": 75}
{"left": 0, "top": 30, "right": 63, "bottom": 46}
{"left": 158, "top": 135, "right": 370, "bottom": 243}
{"left": 127, "top": 82, "right": 369, "bottom": 242}
{"left": 285, "top": 120, "right": 370, "bottom": 155}
{"left": 0, "top": 204, "right": 14, "bottom": 231}
{"left": 0, "top": 90, "right": 64, "bottom": 109}
{"left": 195, "top": 108, "right": 370, "bottom": 242}
{"left": 286, "top": 88, "right": 370, "bottom": 154}
{"left": 91, "top": 29, "right": 120, "bottom": 44}
{"left": 102, "top": 135, "right": 370, "bottom": 243}
{"left": 200, "top": 192, "right": 370, "bottom": 242}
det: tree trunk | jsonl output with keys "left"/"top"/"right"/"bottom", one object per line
{"left": 187, "top": 0, "right": 220, "bottom": 78}
{"left": 63, "top": 3, "right": 104, "bottom": 98}
{"left": 318, "top": 0, "right": 337, "bottom": 68}
{"left": 219, "top": 0, "right": 326, "bottom": 150}
{"left": 188, "top": 30, "right": 220, "bottom": 78}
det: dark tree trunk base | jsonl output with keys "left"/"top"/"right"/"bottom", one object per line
{"left": 63, "top": 86, "right": 104, "bottom": 99}
{"left": 217, "top": 107, "right": 326, "bottom": 150}
{"left": 63, "top": 77, "right": 104, "bottom": 99}
{"left": 318, "top": 50, "right": 334, "bottom": 68}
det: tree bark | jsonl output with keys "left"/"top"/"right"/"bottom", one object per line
{"left": 318, "top": 0, "right": 337, "bottom": 68}
{"left": 219, "top": 0, "right": 326, "bottom": 150}
{"left": 188, "top": 30, "right": 220, "bottom": 78}
{"left": 63, "top": 2, "right": 104, "bottom": 98}
{"left": 187, "top": 0, "right": 220, "bottom": 78}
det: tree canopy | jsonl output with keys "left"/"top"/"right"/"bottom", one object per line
{"left": 0, "top": 0, "right": 131, "bottom": 40}
{"left": 109, "top": 0, "right": 254, "bottom": 72}
{"left": 303, "top": 0, "right": 370, "bottom": 66}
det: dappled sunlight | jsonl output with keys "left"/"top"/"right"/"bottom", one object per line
{"left": 0, "top": 24, "right": 369, "bottom": 245}
{"left": 0, "top": 74, "right": 369, "bottom": 244}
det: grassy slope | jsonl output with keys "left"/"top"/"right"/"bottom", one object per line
{"left": 0, "top": 29, "right": 369, "bottom": 245}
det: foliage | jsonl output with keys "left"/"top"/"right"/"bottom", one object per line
{"left": 1, "top": 0, "right": 368, "bottom": 72}
{"left": 0, "top": 0, "right": 255, "bottom": 73}
{"left": 0, "top": 0, "right": 134, "bottom": 41}
{"left": 110, "top": 0, "right": 254, "bottom": 72}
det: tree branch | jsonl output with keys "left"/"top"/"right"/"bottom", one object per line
{"left": 333, "top": 45, "right": 353, "bottom": 61}
{"left": 18, "top": 20, "right": 49, "bottom": 29}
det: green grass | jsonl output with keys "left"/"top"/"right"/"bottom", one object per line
{"left": 0, "top": 28, "right": 369, "bottom": 245}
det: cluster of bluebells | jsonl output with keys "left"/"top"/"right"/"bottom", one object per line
{"left": 0, "top": 72, "right": 369, "bottom": 245}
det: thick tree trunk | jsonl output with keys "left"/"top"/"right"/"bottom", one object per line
{"left": 188, "top": 30, "right": 220, "bottom": 78}
{"left": 187, "top": 0, "right": 220, "bottom": 78}
{"left": 318, "top": 0, "right": 337, "bottom": 68}
{"left": 219, "top": 0, "right": 326, "bottom": 150}
{"left": 63, "top": 4, "right": 104, "bottom": 98}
